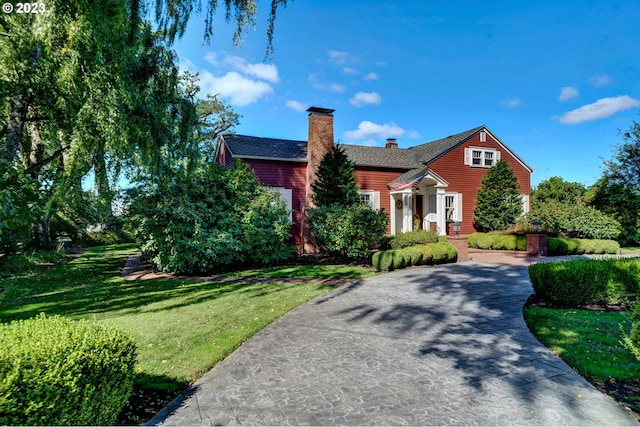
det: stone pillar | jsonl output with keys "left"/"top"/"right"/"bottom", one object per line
{"left": 447, "top": 236, "right": 469, "bottom": 262}
{"left": 526, "top": 234, "right": 547, "bottom": 256}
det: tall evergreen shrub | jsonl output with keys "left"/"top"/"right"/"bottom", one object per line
{"left": 473, "top": 160, "right": 523, "bottom": 231}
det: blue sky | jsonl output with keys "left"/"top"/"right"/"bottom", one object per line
{"left": 172, "top": 0, "right": 640, "bottom": 187}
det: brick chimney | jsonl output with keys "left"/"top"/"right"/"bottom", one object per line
{"left": 305, "top": 107, "right": 335, "bottom": 205}
{"left": 386, "top": 138, "right": 398, "bottom": 149}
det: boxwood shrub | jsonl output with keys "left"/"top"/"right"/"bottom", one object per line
{"left": 372, "top": 242, "right": 457, "bottom": 271}
{"left": 0, "top": 314, "right": 137, "bottom": 426}
{"left": 528, "top": 258, "right": 640, "bottom": 306}
{"left": 390, "top": 230, "right": 439, "bottom": 249}
{"left": 468, "top": 232, "right": 527, "bottom": 251}
{"left": 546, "top": 237, "right": 619, "bottom": 255}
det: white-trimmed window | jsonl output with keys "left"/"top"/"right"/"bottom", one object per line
{"left": 358, "top": 190, "right": 380, "bottom": 209}
{"left": 465, "top": 147, "right": 500, "bottom": 168}
{"left": 480, "top": 131, "right": 487, "bottom": 142}
{"left": 270, "top": 187, "right": 293, "bottom": 222}
{"left": 445, "top": 193, "right": 462, "bottom": 222}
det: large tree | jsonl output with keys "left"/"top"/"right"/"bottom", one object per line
{"left": 604, "top": 119, "right": 640, "bottom": 192}
{"left": 531, "top": 176, "right": 586, "bottom": 207}
{"left": 0, "top": 0, "right": 266, "bottom": 251}
{"left": 473, "top": 160, "right": 523, "bottom": 232}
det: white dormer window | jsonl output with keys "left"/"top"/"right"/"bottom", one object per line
{"left": 465, "top": 147, "right": 500, "bottom": 168}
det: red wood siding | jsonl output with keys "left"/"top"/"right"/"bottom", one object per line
{"left": 355, "top": 166, "right": 408, "bottom": 234}
{"left": 429, "top": 132, "right": 531, "bottom": 235}
{"left": 244, "top": 159, "right": 308, "bottom": 248}
{"left": 215, "top": 140, "right": 234, "bottom": 169}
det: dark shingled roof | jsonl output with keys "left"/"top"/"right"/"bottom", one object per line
{"left": 409, "top": 125, "right": 485, "bottom": 164}
{"left": 219, "top": 125, "right": 531, "bottom": 172}
{"left": 222, "top": 134, "right": 307, "bottom": 161}
{"left": 388, "top": 167, "right": 428, "bottom": 185}
{"left": 341, "top": 144, "right": 423, "bottom": 169}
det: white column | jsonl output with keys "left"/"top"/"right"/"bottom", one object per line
{"left": 436, "top": 187, "right": 446, "bottom": 235}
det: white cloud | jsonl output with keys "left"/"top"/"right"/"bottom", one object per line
{"left": 286, "top": 100, "right": 307, "bottom": 112}
{"left": 363, "top": 72, "right": 379, "bottom": 81}
{"left": 557, "top": 95, "right": 640, "bottom": 124}
{"left": 499, "top": 97, "right": 522, "bottom": 108}
{"left": 223, "top": 54, "right": 280, "bottom": 83}
{"left": 343, "top": 67, "right": 358, "bottom": 75}
{"left": 349, "top": 91, "right": 382, "bottom": 107}
{"left": 345, "top": 121, "right": 406, "bottom": 140}
{"left": 182, "top": 51, "right": 280, "bottom": 105}
{"left": 328, "top": 50, "right": 350, "bottom": 65}
{"left": 589, "top": 73, "right": 611, "bottom": 87}
{"left": 558, "top": 86, "right": 579, "bottom": 101}
{"left": 308, "top": 73, "right": 346, "bottom": 93}
{"left": 199, "top": 70, "right": 274, "bottom": 106}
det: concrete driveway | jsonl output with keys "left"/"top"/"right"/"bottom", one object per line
{"left": 150, "top": 262, "right": 638, "bottom": 426}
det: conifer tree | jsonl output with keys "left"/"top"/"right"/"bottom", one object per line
{"left": 473, "top": 160, "right": 523, "bottom": 231}
{"left": 311, "top": 144, "right": 360, "bottom": 207}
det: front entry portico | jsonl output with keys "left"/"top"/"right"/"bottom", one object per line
{"left": 388, "top": 168, "right": 454, "bottom": 236}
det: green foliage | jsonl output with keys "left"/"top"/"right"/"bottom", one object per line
{"left": 310, "top": 144, "right": 360, "bottom": 208}
{"left": 519, "top": 200, "right": 621, "bottom": 240}
{"left": 473, "top": 160, "right": 523, "bottom": 231}
{"left": 604, "top": 118, "right": 640, "bottom": 192}
{"left": 309, "top": 204, "right": 389, "bottom": 260}
{"left": 371, "top": 242, "right": 457, "bottom": 270}
{"left": 467, "top": 232, "right": 528, "bottom": 251}
{"left": 0, "top": 161, "right": 41, "bottom": 254}
{"left": 389, "top": 230, "right": 439, "bottom": 249}
{"left": 127, "top": 161, "right": 294, "bottom": 273}
{"left": 528, "top": 258, "right": 640, "bottom": 306}
{"left": 585, "top": 177, "right": 640, "bottom": 246}
{"left": 546, "top": 237, "right": 620, "bottom": 255}
{"left": 532, "top": 176, "right": 586, "bottom": 206}
{"left": 0, "top": 314, "right": 137, "bottom": 426}
{"left": 623, "top": 302, "right": 640, "bottom": 361}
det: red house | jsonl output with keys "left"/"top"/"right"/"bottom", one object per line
{"left": 215, "top": 107, "right": 532, "bottom": 253}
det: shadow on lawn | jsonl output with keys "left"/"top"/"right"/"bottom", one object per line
{"left": 0, "top": 246, "right": 314, "bottom": 322}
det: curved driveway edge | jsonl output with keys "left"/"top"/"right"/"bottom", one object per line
{"left": 149, "top": 262, "right": 638, "bottom": 426}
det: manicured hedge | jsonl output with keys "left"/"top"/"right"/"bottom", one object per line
{"left": 547, "top": 237, "right": 619, "bottom": 255}
{"left": 372, "top": 242, "right": 457, "bottom": 271}
{"left": 528, "top": 258, "right": 640, "bottom": 306}
{"left": 389, "top": 230, "right": 439, "bottom": 249}
{"left": 468, "top": 233, "right": 526, "bottom": 251}
{"left": 468, "top": 233, "right": 620, "bottom": 255}
{"left": 0, "top": 314, "right": 137, "bottom": 426}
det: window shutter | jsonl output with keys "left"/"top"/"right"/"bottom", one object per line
{"left": 373, "top": 191, "right": 380, "bottom": 209}
{"left": 455, "top": 194, "right": 463, "bottom": 221}
{"left": 496, "top": 151, "right": 501, "bottom": 161}
{"left": 464, "top": 148, "right": 471, "bottom": 165}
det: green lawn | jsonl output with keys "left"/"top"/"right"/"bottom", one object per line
{"left": 0, "top": 244, "right": 372, "bottom": 397}
{"left": 524, "top": 306, "right": 640, "bottom": 381}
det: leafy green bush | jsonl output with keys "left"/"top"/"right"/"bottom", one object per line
{"left": 492, "top": 234, "right": 518, "bottom": 250}
{"left": 0, "top": 314, "right": 137, "bottom": 426}
{"left": 546, "top": 237, "right": 620, "bottom": 255}
{"left": 309, "top": 204, "right": 389, "bottom": 260}
{"left": 519, "top": 201, "right": 621, "bottom": 240}
{"left": 623, "top": 302, "right": 640, "bottom": 361}
{"left": 415, "top": 244, "right": 434, "bottom": 264}
{"left": 127, "top": 161, "right": 295, "bottom": 273}
{"left": 372, "top": 242, "right": 456, "bottom": 270}
{"left": 404, "top": 246, "right": 424, "bottom": 266}
{"left": 431, "top": 242, "right": 458, "bottom": 263}
{"left": 390, "top": 230, "right": 438, "bottom": 249}
{"left": 528, "top": 258, "right": 640, "bottom": 306}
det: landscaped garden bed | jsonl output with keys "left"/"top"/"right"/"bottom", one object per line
{"left": 468, "top": 232, "right": 620, "bottom": 255}
{"left": 525, "top": 258, "right": 640, "bottom": 419}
